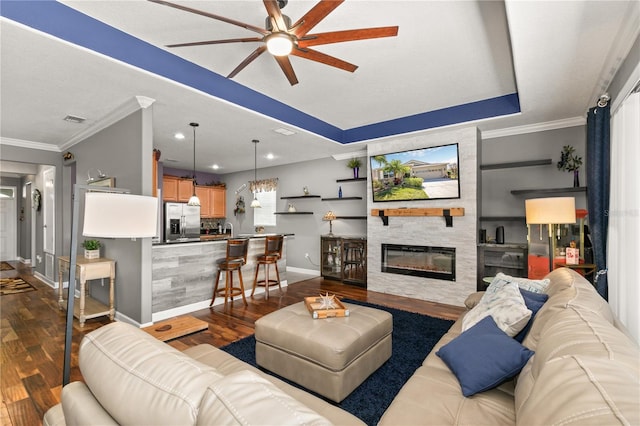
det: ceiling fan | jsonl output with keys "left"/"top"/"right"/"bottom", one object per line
{"left": 148, "top": 0, "right": 398, "bottom": 86}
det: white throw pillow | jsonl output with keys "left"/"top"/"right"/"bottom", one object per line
{"left": 462, "top": 279, "right": 532, "bottom": 337}
{"left": 493, "top": 272, "right": 550, "bottom": 293}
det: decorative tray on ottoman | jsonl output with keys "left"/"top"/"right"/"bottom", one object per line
{"left": 304, "top": 294, "right": 350, "bottom": 319}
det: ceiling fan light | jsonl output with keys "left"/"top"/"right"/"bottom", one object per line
{"left": 266, "top": 33, "right": 293, "bottom": 56}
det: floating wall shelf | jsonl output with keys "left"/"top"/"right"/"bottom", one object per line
{"left": 480, "top": 159, "right": 552, "bottom": 170}
{"left": 371, "top": 207, "right": 465, "bottom": 227}
{"left": 280, "top": 195, "right": 321, "bottom": 199}
{"left": 274, "top": 212, "right": 313, "bottom": 215}
{"left": 321, "top": 196, "right": 363, "bottom": 201}
{"left": 510, "top": 187, "right": 587, "bottom": 196}
{"left": 336, "top": 177, "right": 367, "bottom": 182}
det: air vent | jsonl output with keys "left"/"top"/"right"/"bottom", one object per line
{"left": 273, "top": 127, "right": 295, "bottom": 136}
{"left": 63, "top": 115, "right": 86, "bottom": 124}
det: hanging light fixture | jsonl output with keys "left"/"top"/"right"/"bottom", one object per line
{"left": 187, "top": 122, "right": 201, "bottom": 206}
{"left": 250, "top": 139, "right": 261, "bottom": 208}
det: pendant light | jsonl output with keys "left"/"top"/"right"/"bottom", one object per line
{"left": 250, "top": 139, "right": 261, "bottom": 208}
{"left": 187, "top": 122, "right": 200, "bottom": 206}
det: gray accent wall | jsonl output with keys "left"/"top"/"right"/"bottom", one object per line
{"left": 66, "top": 106, "right": 155, "bottom": 325}
{"left": 480, "top": 125, "right": 588, "bottom": 244}
{"left": 222, "top": 156, "right": 368, "bottom": 271}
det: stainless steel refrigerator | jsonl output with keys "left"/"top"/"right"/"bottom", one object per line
{"left": 164, "top": 202, "right": 201, "bottom": 243}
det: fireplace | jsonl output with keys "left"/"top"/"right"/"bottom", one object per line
{"left": 381, "top": 244, "right": 456, "bottom": 281}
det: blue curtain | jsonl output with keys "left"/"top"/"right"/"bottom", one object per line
{"left": 586, "top": 102, "right": 610, "bottom": 299}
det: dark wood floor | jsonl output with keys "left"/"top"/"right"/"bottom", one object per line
{"left": 1, "top": 261, "right": 465, "bottom": 426}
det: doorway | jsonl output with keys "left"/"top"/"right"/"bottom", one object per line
{"left": 0, "top": 186, "right": 18, "bottom": 261}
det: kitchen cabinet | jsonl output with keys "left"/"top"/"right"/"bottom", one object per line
{"left": 177, "top": 178, "right": 194, "bottom": 202}
{"left": 163, "top": 176, "right": 178, "bottom": 201}
{"left": 162, "top": 176, "right": 194, "bottom": 202}
{"left": 196, "top": 186, "right": 226, "bottom": 218}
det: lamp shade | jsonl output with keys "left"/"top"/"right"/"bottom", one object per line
{"left": 83, "top": 192, "right": 158, "bottom": 238}
{"left": 323, "top": 211, "right": 337, "bottom": 221}
{"left": 525, "top": 197, "right": 576, "bottom": 224}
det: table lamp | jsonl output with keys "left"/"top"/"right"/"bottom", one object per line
{"left": 323, "top": 211, "right": 337, "bottom": 236}
{"left": 525, "top": 197, "right": 576, "bottom": 272}
{"left": 63, "top": 185, "right": 158, "bottom": 385}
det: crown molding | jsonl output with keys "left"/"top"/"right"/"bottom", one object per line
{"left": 60, "top": 96, "right": 156, "bottom": 151}
{"left": 332, "top": 150, "right": 368, "bottom": 161}
{"left": 0, "top": 137, "right": 61, "bottom": 152}
{"left": 482, "top": 116, "right": 585, "bottom": 140}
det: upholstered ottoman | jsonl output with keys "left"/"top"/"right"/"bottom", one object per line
{"left": 255, "top": 301, "right": 393, "bottom": 402}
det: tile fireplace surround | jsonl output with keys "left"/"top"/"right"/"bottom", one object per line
{"left": 367, "top": 127, "right": 479, "bottom": 307}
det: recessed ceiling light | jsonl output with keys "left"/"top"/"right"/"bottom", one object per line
{"left": 274, "top": 128, "right": 295, "bottom": 136}
{"left": 211, "top": 164, "right": 220, "bottom": 170}
{"left": 266, "top": 153, "right": 274, "bottom": 160}
{"left": 174, "top": 132, "right": 185, "bottom": 140}
{"left": 63, "top": 115, "right": 86, "bottom": 124}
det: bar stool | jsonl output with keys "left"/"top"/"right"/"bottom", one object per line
{"left": 210, "top": 238, "right": 249, "bottom": 307}
{"left": 252, "top": 235, "right": 284, "bottom": 300}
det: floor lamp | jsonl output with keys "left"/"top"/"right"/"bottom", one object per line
{"left": 525, "top": 197, "right": 576, "bottom": 273}
{"left": 63, "top": 185, "right": 158, "bottom": 385}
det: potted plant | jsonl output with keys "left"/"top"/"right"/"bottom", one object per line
{"left": 347, "top": 158, "right": 362, "bottom": 179}
{"left": 557, "top": 145, "right": 583, "bottom": 187}
{"left": 82, "top": 239, "right": 101, "bottom": 259}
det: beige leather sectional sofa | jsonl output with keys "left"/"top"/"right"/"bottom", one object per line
{"left": 44, "top": 268, "right": 638, "bottom": 425}
{"left": 379, "top": 268, "right": 639, "bottom": 425}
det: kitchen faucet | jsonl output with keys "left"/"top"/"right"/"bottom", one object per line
{"left": 224, "top": 222, "right": 233, "bottom": 238}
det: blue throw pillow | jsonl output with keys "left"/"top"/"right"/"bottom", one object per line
{"left": 514, "top": 289, "right": 549, "bottom": 342}
{"left": 436, "top": 316, "right": 534, "bottom": 397}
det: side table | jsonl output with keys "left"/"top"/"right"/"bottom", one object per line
{"left": 553, "top": 261, "right": 597, "bottom": 284}
{"left": 58, "top": 256, "right": 116, "bottom": 327}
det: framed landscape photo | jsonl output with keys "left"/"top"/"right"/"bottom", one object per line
{"left": 370, "top": 143, "right": 460, "bottom": 202}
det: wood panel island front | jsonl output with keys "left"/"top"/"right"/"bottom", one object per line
{"left": 151, "top": 235, "right": 289, "bottom": 322}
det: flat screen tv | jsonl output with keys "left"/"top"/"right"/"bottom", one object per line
{"left": 370, "top": 143, "right": 460, "bottom": 202}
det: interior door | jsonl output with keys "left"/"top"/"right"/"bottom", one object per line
{"left": 42, "top": 167, "right": 55, "bottom": 254}
{"left": 0, "top": 186, "right": 17, "bottom": 260}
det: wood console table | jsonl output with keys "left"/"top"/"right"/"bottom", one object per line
{"left": 58, "top": 256, "right": 116, "bottom": 327}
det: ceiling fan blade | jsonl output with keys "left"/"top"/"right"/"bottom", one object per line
{"left": 291, "top": 48, "right": 357, "bottom": 73}
{"left": 148, "top": 0, "right": 269, "bottom": 35}
{"left": 228, "top": 45, "right": 267, "bottom": 78}
{"left": 167, "top": 37, "right": 262, "bottom": 48}
{"left": 274, "top": 56, "right": 299, "bottom": 86}
{"left": 263, "top": 0, "right": 288, "bottom": 32}
{"left": 299, "top": 26, "right": 399, "bottom": 48}
{"left": 291, "top": 0, "right": 345, "bottom": 37}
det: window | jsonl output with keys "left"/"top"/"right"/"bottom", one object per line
{"left": 253, "top": 190, "right": 276, "bottom": 227}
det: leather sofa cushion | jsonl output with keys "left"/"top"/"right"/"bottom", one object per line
{"left": 196, "top": 370, "right": 332, "bottom": 426}
{"left": 79, "top": 322, "right": 223, "bottom": 425}
{"left": 516, "top": 355, "right": 640, "bottom": 425}
{"left": 184, "top": 344, "right": 366, "bottom": 425}
{"left": 378, "top": 364, "right": 516, "bottom": 425}
{"left": 523, "top": 268, "right": 614, "bottom": 349}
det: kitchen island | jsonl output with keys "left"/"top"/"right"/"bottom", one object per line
{"left": 151, "top": 235, "right": 289, "bottom": 322}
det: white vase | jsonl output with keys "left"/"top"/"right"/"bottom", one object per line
{"left": 84, "top": 249, "right": 100, "bottom": 259}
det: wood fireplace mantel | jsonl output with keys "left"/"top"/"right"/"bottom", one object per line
{"left": 370, "top": 207, "right": 465, "bottom": 227}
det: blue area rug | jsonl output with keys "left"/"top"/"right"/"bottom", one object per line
{"left": 220, "top": 299, "right": 454, "bottom": 425}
